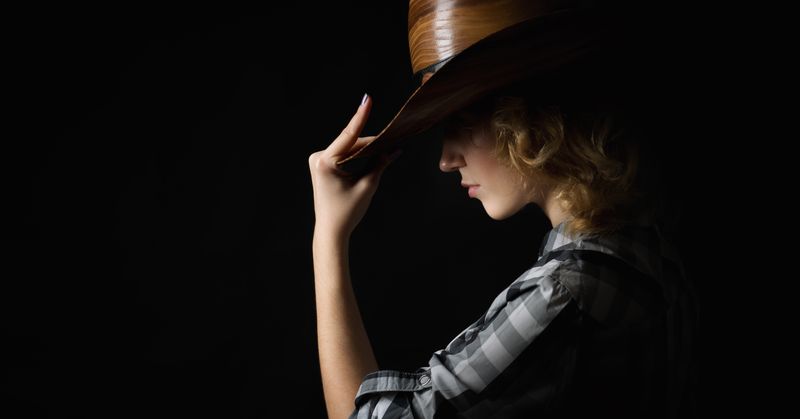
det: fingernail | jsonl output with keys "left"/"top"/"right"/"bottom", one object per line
{"left": 360, "top": 93, "right": 369, "bottom": 108}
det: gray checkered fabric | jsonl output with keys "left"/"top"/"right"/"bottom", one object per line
{"left": 349, "top": 218, "right": 699, "bottom": 418}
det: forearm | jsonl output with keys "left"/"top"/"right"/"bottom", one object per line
{"left": 313, "top": 229, "right": 379, "bottom": 419}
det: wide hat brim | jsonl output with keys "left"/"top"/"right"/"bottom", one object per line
{"left": 336, "top": 4, "right": 637, "bottom": 175}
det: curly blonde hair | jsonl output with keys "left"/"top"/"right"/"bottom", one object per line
{"left": 460, "top": 93, "right": 657, "bottom": 238}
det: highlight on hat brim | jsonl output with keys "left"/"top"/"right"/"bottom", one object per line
{"left": 335, "top": 4, "right": 631, "bottom": 172}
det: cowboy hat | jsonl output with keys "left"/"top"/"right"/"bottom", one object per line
{"left": 336, "top": 0, "right": 639, "bottom": 175}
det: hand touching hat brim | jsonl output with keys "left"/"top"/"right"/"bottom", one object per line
{"left": 335, "top": 5, "right": 632, "bottom": 173}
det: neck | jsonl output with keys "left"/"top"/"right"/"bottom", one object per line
{"left": 543, "top": 194, "right": 571, "bottom": 228}
{"left": 529, "top": 182, "right": 571, "bottom": 228}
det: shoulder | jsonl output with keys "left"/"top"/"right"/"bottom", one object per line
{"left": 536, "top": 228, "right": 670, "bottom": 327}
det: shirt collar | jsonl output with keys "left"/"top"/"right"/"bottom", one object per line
{"left": 537, "top": 212, "right": 668, "bottom": 281}
{"left": 537, "top": 219, "right": 578, "bottom": 258}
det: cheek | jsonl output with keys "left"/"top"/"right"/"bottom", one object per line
{"left": 471, "top": 152, "right": 526, "bottom": 196}
{"left": 468, "top": 150, "right": 503, "bottom": 186}
{"left": 471, "top": 125, "right": 496, "bottom": 149}
{"left": 465, "top": 126, "right": 520, "bottom": 193}
{"left": 466, "top": 128, "right": 499, "bottom": 171}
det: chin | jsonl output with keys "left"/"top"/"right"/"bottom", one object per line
{"left": 482, "top": 201, "right": 517, "bottom": 221}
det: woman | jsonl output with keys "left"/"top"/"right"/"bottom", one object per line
{"left": 309, "top": 1, "right": 698, "bottom": 418}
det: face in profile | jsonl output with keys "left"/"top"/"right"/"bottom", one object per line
{"left": 439, "top": 104, "right": 552, "bottom": 221}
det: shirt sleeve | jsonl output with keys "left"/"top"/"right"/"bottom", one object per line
{"left": 348, "top": 259, "right": 577, "bottom": 419}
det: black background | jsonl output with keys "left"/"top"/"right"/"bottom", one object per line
{"left": 4, "top": 2, "right": 750, "bottom": 418}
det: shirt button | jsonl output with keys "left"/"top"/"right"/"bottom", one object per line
{"left": 419, "top": 374, "right": 431, "bottom": 385}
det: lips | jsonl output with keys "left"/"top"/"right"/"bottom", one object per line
{"left": 461, "top": 182, "right": 480, "bottom": 198}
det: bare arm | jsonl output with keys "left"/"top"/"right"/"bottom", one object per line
{"left": 313, "top": 230, "right": 378, "bottom": 419}
{"left": 307, "top": 93, "right": 400, "bottom": 418}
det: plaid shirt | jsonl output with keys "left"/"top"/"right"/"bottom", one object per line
{"left": 349, "top": 218, "right": 699, "bottom": 418}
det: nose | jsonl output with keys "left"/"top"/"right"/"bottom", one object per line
{"left": 439, "top": 138, "right": 465, "bottom": 173}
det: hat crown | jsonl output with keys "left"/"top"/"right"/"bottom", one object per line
{"left": 408, "top": 0, "right": 596, "bottom": 81}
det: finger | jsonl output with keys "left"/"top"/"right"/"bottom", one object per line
{"left": 347, "top": 135, "right": 377, "bottom": 155}
{"left": 327, "top": 93, "right": 372, "bottom": 158}
{"left": 315, "top": 136, "right": 375, "bottom": 177}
